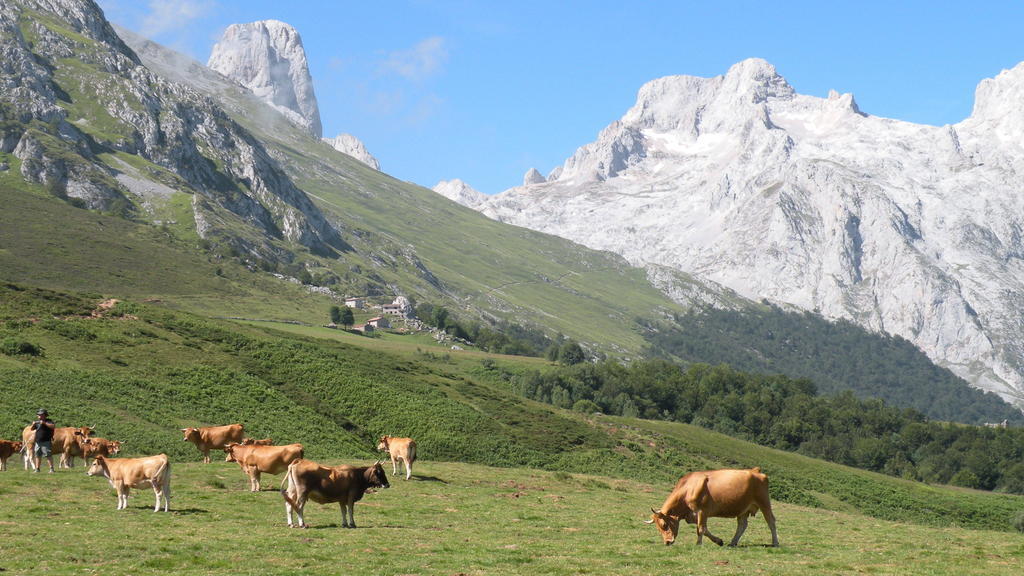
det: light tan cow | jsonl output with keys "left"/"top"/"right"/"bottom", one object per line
{"left": 0, "top": 440, "right": 23, "bottom": 471}
{"left": 224, "top": 442, "right": 304, "bottom": 491}
{"left": 86, "top": 454, "right": 171, "bottom": 512}
{"left": 80, "top": 437, "right": 123, "bottom": 459}
{"left": 376, "top": 435, "right": 416, "bottom": 480}
{"left": 280, "top": 459, "right": 389, "bottom": 528}
{"left": 241, "top": 437, "right": 274, "bottom": 446}
{"left": 181, "top": 424, "right": 244, "bottom": 463}
{"left": 646, "top": 467, "right": 779, "bottom": 547}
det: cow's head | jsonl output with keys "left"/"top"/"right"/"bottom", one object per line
{"left": 368, "top": 460, "right": 390, "bottom": 489}
{"left": 109, "top": 441, "right": 122, "bottom": 455}
{"left": 224, "top": 443, "right": 240, "bottom": 462}
{"left": 376, "top": 436, "right": 391, "bottom": 452}
{"left": 181, "top": 428, "right": 200, "bottom": 442}
{"left": 79, "top": 425, "right": 96, "bottom": 437}
{"left": 645, "top": 508, "right": 682, "bottom": 545}
{"left": 12, "top": 441, "right": 23, "bottom": 452}
{"left": 86, "top": 456, "right": 106, "bottom": 477}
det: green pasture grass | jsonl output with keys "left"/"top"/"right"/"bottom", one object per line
{"left": 0, "top": 460, "right": 1021, "bottom": 575}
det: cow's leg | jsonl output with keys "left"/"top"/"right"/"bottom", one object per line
{"left": 729, "top": 513, "right": 750, "bottom": 546}
{"left": 253, "top": 469, "right": 262, "bottom": 492}
{"left": 152, "top": 484, "right": 162, "bottom": 512}
{"left": 391, "top": 455, "right": 398, "bottom": 475}
{"left": 761, "top": 505, "right": 779, "bottom": 547}
{"left": 696, "top": 511, "right": 724, "bottom": 546}
{"left": 347, "top": 502, "right": 356, "bottom": 528}
{"left": 339, "top": 502, "right": 349, "bottom": 528}
{"left": 1, "top": 456, "right": 6, "bottom": 471}
{"left": 202, "top": 449, "right": 210, "bottom": 464}
{"left": 295, "top": 494, "right": 308, "bottom": 528}
{"left": 284, "top": 490, "right": 295, "bottom": 527}
{"left": 404, "top": 457, "right": 412, "bottom": 480}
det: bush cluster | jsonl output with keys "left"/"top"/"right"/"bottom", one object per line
{"left": 511, "top": 359, "right": 1024, "bottom": 494}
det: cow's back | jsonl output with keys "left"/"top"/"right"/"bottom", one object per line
{"left": 700, "top": 468, "right": 770, "bottom": 517}
{"left": 247, "top": 444, "right": 304, "bottom": 473}
{"left": 108, "top": 454, "right": 170, "bottom": 486}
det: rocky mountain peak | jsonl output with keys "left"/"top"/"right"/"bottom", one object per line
{"left": 433, "top": 179, "right": 486, "bottom": 208}
{"left": 523, "top": 168, "right": 546, "bottom": 185}
{"left": 208, "top": 20, "right": 322, "bottom": 138}
{"left": 966, "top": 61, "right": 1024, "bottom": 141}
{"left": 323, "top": 133, "right": 380, "bottom": 171}
{"left": 468, "top": 59, "right": 1024, "bottom": 410}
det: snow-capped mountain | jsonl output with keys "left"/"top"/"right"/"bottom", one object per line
{"left": 208, "top": 20, "right": 322, "bottom": 138}
{"left": 470, "top": 58, "right": 1024, "bottom": 408}
{"left": 323, "top": 133, "right": 380, "bottom": 171}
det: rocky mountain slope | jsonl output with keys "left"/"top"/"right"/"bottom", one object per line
{"left": 470, "top": 58, "right": 1024, "bottom": 408}
{"left": 2, "top": 0, "right": 345, "bottom": 262}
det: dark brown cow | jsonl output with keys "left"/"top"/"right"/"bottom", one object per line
{"left": 87, "top": 454, "right": 171, "bottom": 512}
{"left": 241, "top": 437, "right": 274, "bottom": 446}
{"left": 224, "top": 442, "right": 304, "bottom": 491}
{"left": 0, "top": 440, "right": 23, "bottom": 471}
{"left": 181, "top": 424, "right": 244, "bottom": 463}
{"left": 646, "top": 467, "right": 779, "bottom": 547}
{"left": 376, "top": 435, "right": 417, "bottom": 480}
{"left": 21, "top": 424, "right": 96, "bottom": 469}
{"left": 280, "top": 459, "right": 389, "bottom": 528}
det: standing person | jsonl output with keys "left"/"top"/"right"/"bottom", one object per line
{"left": 31, "top": 409, "right": 55, "bottom": 473}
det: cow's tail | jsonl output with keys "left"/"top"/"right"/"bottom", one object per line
{"left": 163, "top": 458, "right": 172, "bottom": 507}
{"left": 155, "top": 454, "right": 171, "bottom": 500}
{"left": 408, "top": 441, "right": 417, "bottom": 465}
{"left": 280, "top": 459, "right": 300, "bottom": 509}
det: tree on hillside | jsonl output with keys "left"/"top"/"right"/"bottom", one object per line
{"left": 558, "top": 340, "right": 586, "bottom": 365}
{"left": 330, "top": 305, "right": 342, "bottom": 324}
{"left": 340, "top": 307, "right": 355, "bottom": 329}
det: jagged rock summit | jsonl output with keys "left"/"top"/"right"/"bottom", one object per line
{"left": 323, "top": 133, "right": 380, "bottom": 171}
{"left": 208, "top": 20, "right": 322, "bottom": 138}
{"left": 470, "top": 57, "right": 1024, "bottom": 409}
{"left": 433, "top": 179, "right": 486, "bottom": 208}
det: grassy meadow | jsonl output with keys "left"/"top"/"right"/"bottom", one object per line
{"left": 1, "top": 460, "right": 1022, "bottom": 576}
{"left": 2, "top": 286, "right": 1023, "bottom": 575}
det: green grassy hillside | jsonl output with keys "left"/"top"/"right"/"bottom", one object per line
{"left": 1, "top": 285, "right": 1021, "bottom": 537}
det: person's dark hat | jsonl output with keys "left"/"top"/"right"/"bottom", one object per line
{"left": 36, "top": 409, "right": 47, "bottom": 415}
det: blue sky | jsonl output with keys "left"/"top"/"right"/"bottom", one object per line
{"left": 98, "top": 1, "right": 1024, "bottom": 195}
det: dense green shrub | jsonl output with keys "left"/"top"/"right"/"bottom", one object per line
{"left": 1, "top": 337, "right": 42, "bottom": 356}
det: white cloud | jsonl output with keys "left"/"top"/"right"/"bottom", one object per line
{"left": 381, "top": 37, "right": 448, "bottom": 81}
{"left": 139, "top": 0, "right": 213, "bottom": 39}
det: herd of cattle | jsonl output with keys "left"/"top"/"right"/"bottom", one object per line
{"left": 1, "top": 422, "right": 779, "bottom": 546}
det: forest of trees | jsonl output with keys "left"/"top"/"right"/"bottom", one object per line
{"left": 644, "top": 305, "right": 1024, "bottom": 426}
{"left": 507, "top": 359, "right": 1024, "bottom": 494}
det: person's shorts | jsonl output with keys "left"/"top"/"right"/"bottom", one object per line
{"left": 34, "top": 441, "right": 52, "bottom": 458}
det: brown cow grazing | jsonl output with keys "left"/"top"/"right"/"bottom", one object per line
{"left": 280, "top": 459, "right": 389, "bottom": 528}
{"left": 81, "top": 438, "right": 123, "bottom": 460}
{"left": 241, "top": 437, "right": 274, "bottom": 446}
{"left": 376, "top": 435, "right": 416, "bottom": 480}
{"left": 21, "top": 424, "right": 96, "bottom": 469}
{"left": 181, "top": 424, "right": 244, "bottom": 463}
{"left": 86, "top": 454, "right": 171, "bottom": 512}
{"left": 646, "top": 467, "right": 779, "bottom": 547}
{"left": 0, "top": 440, "right": 23, "bottom": 471}
{"left": 224, "top": 442, "right": 304, "bottom": 491}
